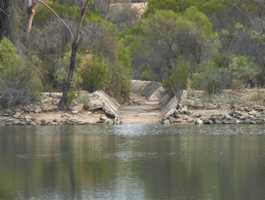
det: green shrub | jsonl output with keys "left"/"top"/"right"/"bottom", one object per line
{"left": 107, "top": 47, "right": 132, "bottom": 102}
{"left": 163, "top": 61, "right": 189, "bottom": 95}
{"left": 190, "top": 73, "right": 204, "bottom": 89}
{"left": 191, "top": 54, "right": 259, "bottom": 94}
{"left": 79, "top": 55, "right": 110, "bottom": 92}
{"left": 0, "top": 38, "right": 42, "bottom": 107}
{"left": 202, "top": 71, "right": 224, "bottom": 95}
{"left": 108, "top": 64, "right": 131, "bottom": 103}
{"left": 54, "top": 51, "right": 83, "bottom": 90}
{"left": 141, "top": 67, "right": 156, "bottom": 81}
{"left": 229, "top": 55, "right": 258, "bottom": 87}
{"left": 191, "top": 61, "right": 230, "bottom": 95}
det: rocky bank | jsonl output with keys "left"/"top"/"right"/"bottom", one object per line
{"left": 161, "top": 89, "right": 265, "bottom": 125}
{"left": 0, "top": 91, "right": 120, "bottom": 126}
{"left": 1, "top": 81, "right": 265, "bottom": 126}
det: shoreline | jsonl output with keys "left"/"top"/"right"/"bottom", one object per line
{"left": 1, "top": 82, "right": 265, "bottom": 126}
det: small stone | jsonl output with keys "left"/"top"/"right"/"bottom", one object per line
{"left": 249, "top": 110, "right": 258, "bottom": 116}
{"left": 13, "top": 112, "right": 22, "bottom": 119}
{"left": 24, "top": 115, "right": 32, "bottom": 122}
{"left": 162, "top": 119, "right": 171, "bottom": 125}
{"left": 194, "top": 118, "right": 203, "bottom": 125}
{"left": 70, "top": 104, "right": 84, "bottom": 114}
{"left": 40, "top": 119, "right": 46, "bottom": 126}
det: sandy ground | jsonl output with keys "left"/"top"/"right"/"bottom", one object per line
{"left": 30, "top": 111, "right": 102, "bottom": 125}
{"left": 120, "top": 94, "right": 162, "bottom": 124}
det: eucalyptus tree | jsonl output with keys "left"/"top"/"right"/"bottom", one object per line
{"left": 0, "top": 0, "right": 16, "bottom": 41}
{"left": 58, "top": 0, "right": 91, "bottom": 110}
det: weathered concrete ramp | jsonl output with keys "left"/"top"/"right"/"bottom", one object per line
{"left": 120, "top": 94, "right": 162, "bottom": 124}
{"left": 120, "top": 81, "right": 163, "bottom": 124}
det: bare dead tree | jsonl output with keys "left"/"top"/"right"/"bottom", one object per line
{"left": 26, "top": 0, "right": 73, "bottom": 39}
{"left": 26, "top": 0, "right": 37, "bottom": 37}
{"left": 58, "top": 0, "right": 90, "bottom": 110}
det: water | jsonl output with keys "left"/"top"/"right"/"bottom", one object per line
{"left": 0, "top": 125, "right": 265, "bottom": 200}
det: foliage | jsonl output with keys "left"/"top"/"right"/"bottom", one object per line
{"left": 229, "top": 55, "right": 258, "bottom": 87}
{"left": 146, "top": 0, "right": 229, "bottom": 15}
{"left": 79, "top": 55, "right": 110, "bottom": 92}
{"left": 107, "top": 46, "right": 132, "bottom": 102}
{"left": 201, "top": 67, "right": 230, "bottom": 95}
{"left": 191, "top": 54, "right": 259, "bottom": 94}
{"left": 54, "top": 51, "right": 83, "bottom": 90}
{"left": 2, "top": 0, "right": 265, "bottom": 106}
{"left": 0, "top": 38, "right": 21, "bottom": 69}
{"left": 127, "top": 9, "right": 216, "bottom": 87}
{"left": 0, "top": 38, "right": 42, "bottom": 107}
{"left": 107, "top": 4, "right": 139, "bottom": 31}
{"left": 163, "top": 61, "right": 189, "bottom": 95}
{"left": 141, "top": 67, "right": 156, "bottom": 81}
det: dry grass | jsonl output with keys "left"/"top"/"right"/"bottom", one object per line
{"left": 240, "top": 89, "right": 265, "bottom": 106}
{"left": 183, "top": 89, "right": 265, "bottom": 109}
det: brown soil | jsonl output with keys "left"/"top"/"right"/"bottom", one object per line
{"left": 119, "top": 94, "right": 162, "bottom": 124}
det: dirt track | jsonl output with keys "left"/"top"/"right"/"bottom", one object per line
{"left": 119, "top": 94, "right": 162, "bottom": 124}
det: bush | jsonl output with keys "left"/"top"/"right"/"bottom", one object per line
{"left": 79, "top": 55, "right": 110, "bottom": 92}
{"left": 141, "top": 67, "right": 156, "bottom": 81}
{"left": 202, "top": 70, "right": 226, "bottom": 94}
{"left": 229, "top": 55, "right": 258, "bottom": 87}
{"left": 191, "top": 61, "right": 231, "bottom": 95}
{"left": 191, "top": 54, "right": 259, "bottom": 94}
{"left": 163, "top": 61, "right": 189, "bottom": 95}
{"left": 0, "top": 38, "right": 42, "bottom": 108}
{"left": 107, "top": 4, "right": 139, "bottom": 31}
{"left": 107, "top": 47, "right": 132, "bottom": 102}
{"left": 241, "top": 89, "right": 265, "bottom": 105}
{"left": 54, "top": 51, "right": 83, "bottom": 90}
{"left": 127, "top": 9, "right": 216, "bottom": 81}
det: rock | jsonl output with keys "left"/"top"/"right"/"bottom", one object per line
{"left": 194, "top": 118, "right": 203, "bottom": 125}
{"left": 236, "top": 119, "right": 241, "bottom": 124}
{"left": 193, "top": 114, "right": 202, "bottom": 118}
{"left": 70, "top": 104, "right": 84, "bottom": 114}
{"left": 224, "top": 114, "right": 232, "bottom": 120}
{"left": 105, "top": 118, "right": 114, "bottom": 125}
{"left": 180, "top": 106, "right": 192, "bottom": 115}
{"left": 84, "top": 91, "right": 120, "bottom": 120}
{"left": 13, "top": 112, "right": 23, "bottom": 119}
{"left": 40, "top": 119, "right": 47, "bottom": 126}
{"left": 61, "top": 113, "right": 71, "bottom": 119}
{"left": 41, "top": 104, "right": 58, "bottom": 112}
{"left": 97, "top": 115, "right": 113, "bottom": 124}
{"left": 24, "top": 115, "right": 32, "bottom": 122}
{"left": 142, "top": 81, "right": 162, "bottom": 100}
{"left": 249, "top": 110, "right": 258, "bottom": 117}
{"left": 23, "top": 105, "right": 42, "bottom": 113}
{"left": 203, "top": 119, "right": 214, "bottom": 125}
{"left": 162, "top": 119, "right": 171, "bottom": 125}
{"left": 253, "top": 105, "right": 265, "bottom": 112}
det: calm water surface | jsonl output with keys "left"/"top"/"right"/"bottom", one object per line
{"left": 0, "top": 125, "right": 265, "bottom": 200}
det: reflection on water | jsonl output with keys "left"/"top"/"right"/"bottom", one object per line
{"left": 0, "top": 125, "right": 265, "bottom": 200}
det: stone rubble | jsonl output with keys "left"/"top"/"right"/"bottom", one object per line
{"left": 0, "top": 91, "right": 120, "bottom": 126}
{"left": 161, "top": 99, "right": 265, "bottom": 125}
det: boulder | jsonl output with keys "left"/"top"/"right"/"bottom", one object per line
{"left": 84, "top": 91, "right": 120, "bottom": 121}
{"left": 70, "top": 104, "right": 84, "bottom": 114}
{"left": 161, "top": 95, "right": 178, "bottom": 119}
{"left": 194, "top": 118, "right": 203, "bottom": 125}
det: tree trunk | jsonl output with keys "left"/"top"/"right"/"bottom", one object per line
{"left": 0, "top": 0, "right": 16, "bottom": 41}
{"left": 58, "top": 0, "right": 90, "bottom": 110}
{"left": 58, "top": 40, "right": 79, "bottom": 110}
{"left": 26, "top": 1, "right": 37, "bottom": 39}
{"left": 0, "top": 0, "right": 8, "bottom": 38}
